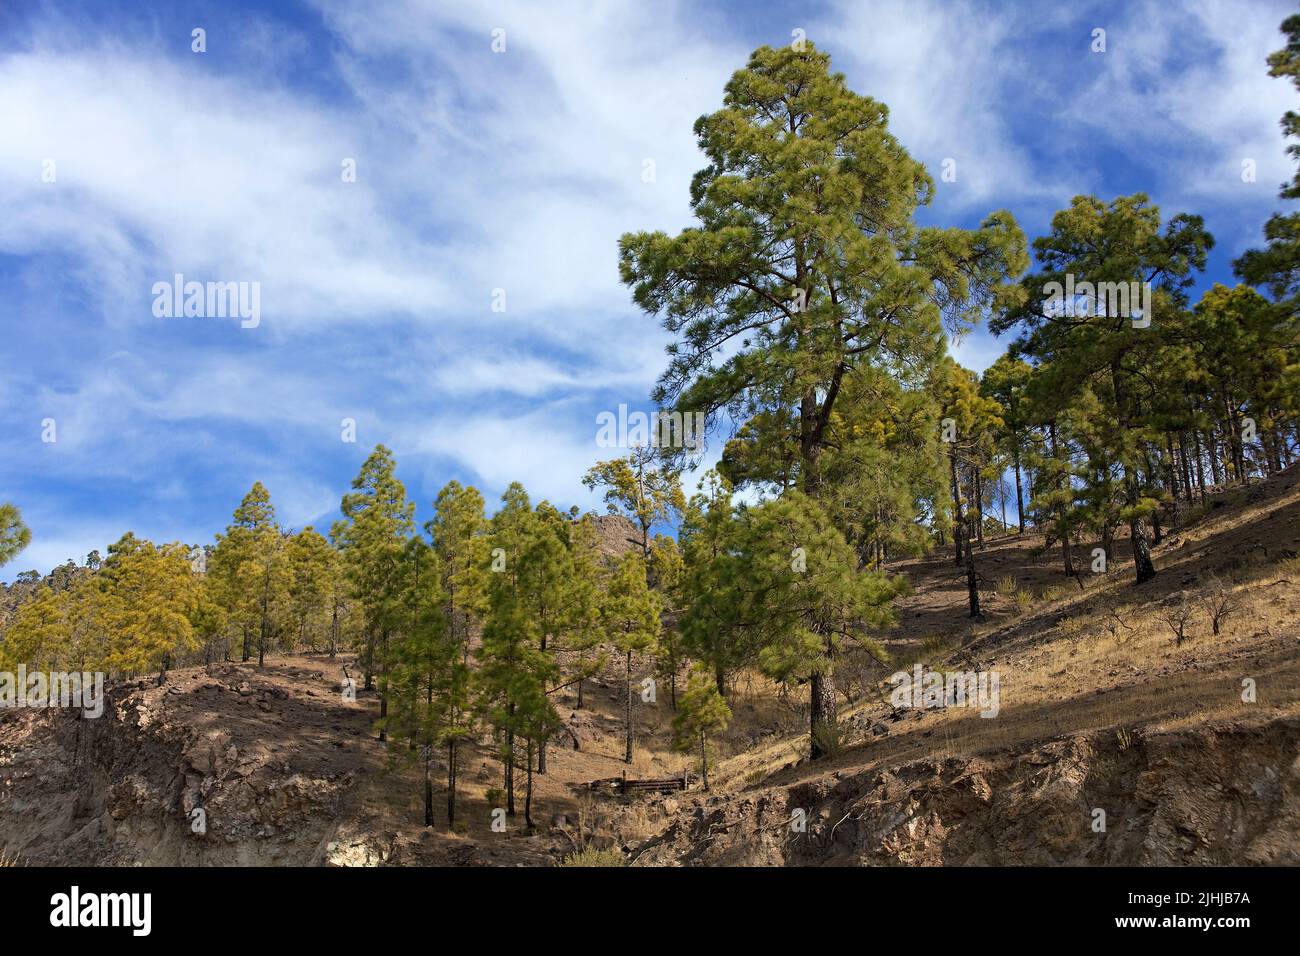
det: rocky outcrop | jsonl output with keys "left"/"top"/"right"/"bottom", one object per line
{"left": 591, "top": 514, "right": 642, "bottom": 561}
{"left": 0, "top": 661, "right": 570, "bottom": 867}
{"left": 634, "top": 717, "right": 1300, "bottom": 866}
{"left": 0, "top": 667, "right": 355, "bottom": 865}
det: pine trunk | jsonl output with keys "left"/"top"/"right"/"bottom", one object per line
{"left": 950, "top": 446, "right": 963, "bottom": 566}
{"left": 447, "top": 738, "right": 458, "bottom": 832}
{"left": 424, "top": 748, "right": 434, "bottom": 827}
{"left": 1112, "top": 360, "right": 1156, "bottom": 584}
{"left": 1164, "top": 434, "right": 1180, "bottom": 504}
{"left": 1013, "top": 447, "right": 1025, "bottom": 533}
{"left": 525, "top": 741, "right": 535, "bottom": 830}
{"left": 377, "top": 629, "right": 388, "bottom": 743}
{"left": 505, "top": 707, "right": 515, "bottom": 815}
{"left": 964, "top": 493, "right": 981, "bottom": 617}
{"left": 363, "top": 630, "right": 374, "bottom": 690}
{"left": 809, "top": 664, "right": 837, "bottom": 759}
{"left": 624, "top": 649, "right": 634, "bottom": 764}
{"left": 998, "top": 472, "right": 1008, "bottom": 531}
{"left": 1193, "top": 430, "right": 1207, "bottom": 500}
{"left": 1130, "top": 509, "right": 1156, "bottom": 582}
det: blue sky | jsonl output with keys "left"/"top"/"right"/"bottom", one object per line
{"left": 1, "top": 0, "right": 1295, "bottom": 578}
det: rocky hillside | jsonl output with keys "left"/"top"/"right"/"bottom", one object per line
{"left": 1, "top": 473, "right": 1297, "bottom": 866}
{"left": 636, "top": 465, "right": 1300, "bottom": 866}
{"left": 635, "top": 716, "right": 1300, "bottom": 865}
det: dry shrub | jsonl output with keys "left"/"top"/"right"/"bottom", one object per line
{"left": 558, "top": 847, "right": 624, "bottom": 867}
{"left": 1200, "top": 574, "right": 1238, "bottom": 636}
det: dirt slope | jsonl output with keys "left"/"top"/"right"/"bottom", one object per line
{"left": 635, "top": 715, "right": 1300, "bottom": 866}
{"left": 0, "top": 473, "right": 1296, "bottom": 866}
{"left": 637, "top": 465, "right": 1300, "bottom": 865}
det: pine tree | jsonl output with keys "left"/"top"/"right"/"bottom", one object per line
{"left": 560, "top": 513, "right": 608, "bottom": 712}
{"left": 1191, "top": 285, "right": 1298, "bottom": 481}
{"left": 1073, "top": 383, "right": 1141, "bottom": 563}
{"left": 99, "top": 535, "right": 205, "bottom": 683}
{"left": 0, "top": 503, "right": 31, "bottom": 568}
{"left": 191, "top": 572, "right": 229, "bottom": 666}
{"left": 992, "top": 194, "right": 1213, "bottom": 584}
{"left": 601, "top": 553, "right": 660, "bottom": 764}
{"left": 676, "top": 471, "right": 756, "bottom": 698}
{"left": 672, "top": 665, "right": 731, "bottom": 790}
{"left": 1024, "top": 397, "right": 1086, "bottom": 577}
{"left": 648, "top": 533, "right": 685, "bottom": 709}
{"left": 940, "top": 361, "right": 1004, "bottom": 615}
{"left": 383, "top": 534, "right": 455, "bottom": 827}
{"left": 522, "top": 501, "right": 572, "bottom": 775}
{"left": 981, "top": 355, "right": 1037, "bottom": 534}
{"left": 333, "top": 446, "right": 415, "bottom": 740}
{"left": 736, "top": 492, "right": 900, "bottom": 758}
{"left": 209, "top": 483, "right": 289, "bottom": 664}
{"left": 476, "top": 483, "right": 560, "bottom": 817}
{"left": 0, "top": 584, "right": 69, "bottom": 672}
{"left": 286, "top": 527, "right": 335, "bottom": 652}
{"left": 1235, "top": 12, "right": 1300, "bottom": 306}
{"left": 619, "top": 43, "right": 1023, "bottom": 732}
{"left": 582, "top": 448, "right": 684, "bottom": 564}
{"left": 619, "top": 42, "right": 1025, "bottom": 493}
{"left": 426, "top": 480, "right": 488, "bottom": 828}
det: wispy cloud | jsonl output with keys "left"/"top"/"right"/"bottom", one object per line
{"left": 1, "top": 0, "right": 1294, "bottom": 576}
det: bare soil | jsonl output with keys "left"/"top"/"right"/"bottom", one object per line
{"left": 1, "top": 470, "right": 1297, "bottom": 866}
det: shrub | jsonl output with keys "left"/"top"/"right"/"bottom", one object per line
{"left": 558, "top": 847, "right": 624, "bottom": 867}
{"left": 1158, "top": 592, "right": 1194, "bottom": 646}
{"left": 1038, "top": 584, "right": 1068, "bottom": 603}
{"left": 1200, "top": 574, "right": 1238, "bottom": 636}
{"left": 892, "top": 634, "right": 952, "bottom": 670}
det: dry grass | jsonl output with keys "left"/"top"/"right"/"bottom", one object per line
{"left": 558, "top": 846, "right": 624, "bottom": 867}
{"left": 257, "top": 466, "right": 1300, "bottom": 857}
{"left": 699, "top": 465, "right": 1300, "bottom": 796}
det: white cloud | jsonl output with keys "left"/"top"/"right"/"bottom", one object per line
{"left": 1067, "top": 0, "right": 1296, "bottom": 207}
{"left": 403, "top": 409, "right": 608, "bottom": 507}
{"left": 427, "top": 354, "right": 649, "bottom": 399}
{"left": 3, "top": 0, "right": 1294, "bottom": 577}
{"left": 814, "top": 0, "right": 1083, "bottom": 210}
{"left": 0, "top": 51, "right": 448, "bottom": 332}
